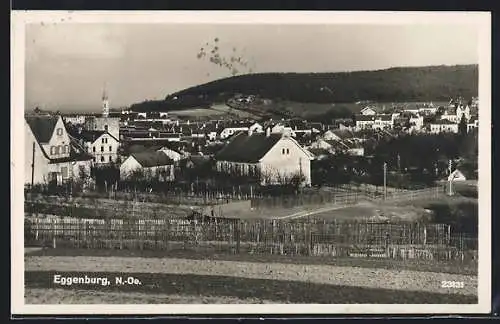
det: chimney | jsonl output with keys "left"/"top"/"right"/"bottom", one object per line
{"left": 266, "top": 127, "right": 271, "bottom": 137}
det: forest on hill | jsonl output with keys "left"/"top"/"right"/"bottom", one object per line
{"left": 129, "top": 64, "right": 478, "bottom": 113}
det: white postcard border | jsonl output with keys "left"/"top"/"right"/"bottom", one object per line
{"left": 11, "top": 10, "right": 492, "bottom": 315}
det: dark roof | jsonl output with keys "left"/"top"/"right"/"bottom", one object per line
{"left": 131, "top": 151, "right": 174, "bottom": 168}
{"left": 215, "top": 132, "right": 282, "bottom": 163}
{"left": 126, "top": 144, "right": 163, "bottom": 154}
{"left": 72, "top": 130, "right": 105, "bottom": 143}
{"left": 377, "top": 115, "right": 392, "bottom": 121}
{"left": 356, "top": 115, "right": 375, "bottom": 122}
{"left": 432, "top": 119, "right": 457, "bottom": 125}
{"left": 25, "top": 116, "right": 59, "bottom": 143}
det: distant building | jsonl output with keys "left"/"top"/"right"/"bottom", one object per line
{"left": 441, "top": 104, "right": 471, "bottom": 124}
{"left": 120, "top": 151, "right": 175, "bottom": 181}
{"left": 372, "top": 115, "right": 393, "bottom": 130}
{"left": 355, "top": 115, "right": 375, "bottom": 130}
{"left": 467, "top": 117, "right": 479, "bottom": 133}
{"left": 429, "top": 120, "right": 459, "bottom": 134}
{"left": 408, "top": 114, "right": 424, "bottom": 132}
{"left": 69, "top": 129, "right": 120, "bottom": 165}
{"left": 214, "top": 129, "right": 314, "bottom": 186}
{"left": 63, "top": 114, "right": 86, "bottom": 125}
{"left": 219, "top": 122, "right": 262, "bottom": 139}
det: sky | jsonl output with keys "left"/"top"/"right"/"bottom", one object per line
{"left": 25, "top": 23, "right": 479, "bottom": 112}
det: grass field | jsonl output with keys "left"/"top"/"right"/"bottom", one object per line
{"left": 165, "top": 104, "right": 260, "bottom": 120}
{"left": 25, "top": 254, "right": 477, "bottom": 304}
{"left": 26, "top": 248, "right": 478, "bottom": 275}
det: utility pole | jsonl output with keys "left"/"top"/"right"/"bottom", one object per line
{"left": 383, "top": 162, "right": 387, "bottom": 200}
{"left": 31, "top": 142, "right": 35, "bottom": 189}
{"left": 448, "top": 159, "right": 453, "bottom": 196}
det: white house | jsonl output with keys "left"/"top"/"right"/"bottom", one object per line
{"left": 441, "top": 105, "right": 471, "bottom": 124}
{"left": 25, "top": 115, "right": 93, "bottom": 185}
{"left": 467, "top": 118, "right": 479, "bottom": 133}
{"left": 372, "top": 115, "right": 393, "bottom": 130}
{"left": 429, "top": 120, "right": 459, "bottom": 134}
{"left": 214, "top": 129, "right": 313, "bottom": 186}
{"left": 271, "top": 123, "right": 294, "bottom": 136}
{"left": 355, "top": 115, "right": 375, "bottom": 130}
{"left": 408, "top": 114, "right": 424, "bottom": 132}
{"left": 120, "top": 151, "right": 175, "bottom": 181}
{"left": 70, "top": 130, "right": 120, "bottom": 165}
{"left": 220, "top": 126, "right": 249, "bottom": 139}
{"left": 219, "top": 122, "right": 263, "bottom": 140}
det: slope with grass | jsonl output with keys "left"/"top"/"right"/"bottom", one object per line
{"left": 129, "top": 65, "right": 478, "bottom": 117}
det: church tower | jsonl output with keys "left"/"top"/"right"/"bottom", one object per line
{"left": 102, "top": 87, "right": 109, "bottom": 118}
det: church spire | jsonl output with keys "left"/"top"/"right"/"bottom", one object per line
{"left": 102, "top": 84, "right": 109, "bottom": 118}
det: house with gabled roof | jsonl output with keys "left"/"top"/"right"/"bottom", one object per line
{"left": 119, "top": 151, "right": 175, "bottom": 181}
{"left": 360, "top": 106, "right": 377, "bottom": 116}
{"left": 68, "top": 128, "right": 120, "bottom": 165}
{"left": 214, "top": 129, "right": 314, "bottom": 186}
{"left": 355, "top": 115, "right": 375, "bottom": 130}
{"left": 25, "top": 115, "right": 93, "bottom": 185}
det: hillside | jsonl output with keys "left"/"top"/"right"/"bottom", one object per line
{"left": 129, "top": 64, "right": 478, "bottom": 115}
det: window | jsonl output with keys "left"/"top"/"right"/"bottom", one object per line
{"left": 282, "top": 148, "right": 285, "bottom": 155}
{"left": 109, "top": 146, "right": 112, "bottom": 152}
{"left": 61, "top": 167, "right": 68, "bottom": 179}
{"left": 101, "top": 156, "right": 105, "bottom": 162}
{"left": 65, "top": 145, "right": 70, "bottom": 154}
{"left": 93, "top": 147, "right": 96, "bottom": 153}
{"left": 104, "top": 125, "right": 108, "bottom": 132}
{"left": 93, "top": 157, "right": 96, "bottom": 162}
{"left": 102, "top": 138, "right": 105, "bottom": 144}
{"left": 56, "top": 128, "right": 63, "bottom": 136}
{"left": 101, "top": 146, "right": 104, "bottom": 152}
{"left": 286, "top": 148, "right": 290, "bottom": 155}
{"left": 109, "top": 156, "right": 113, "bottom": 162}
{"left": 50, "top": 146, "right": 56, "bottom": 155}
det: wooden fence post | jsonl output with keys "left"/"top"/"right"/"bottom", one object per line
{"left": 306, "top": 221, "right": 312, "bottom": 256}
{"left": 235, "top": 219, "right": 241, "bottom": 254}
{"left": 423, "top": 225, "right": 427, "bottom": 245}
{"left": 52, "top": 219, "right": 56, "bottom": 249}
{"left": 165, "top": 219, "right": 170, "bottom": 250}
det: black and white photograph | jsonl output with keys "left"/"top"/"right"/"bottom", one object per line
{"left": 11, "top": 11, "right": 491, "bottom": 314}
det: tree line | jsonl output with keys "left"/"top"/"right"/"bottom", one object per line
{"left": 129, "top": 64, "right": 477, "bottom": 113}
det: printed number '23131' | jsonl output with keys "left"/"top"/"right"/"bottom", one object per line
{"left": 441, "top": 281, "right": 464, "bottom": 288}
